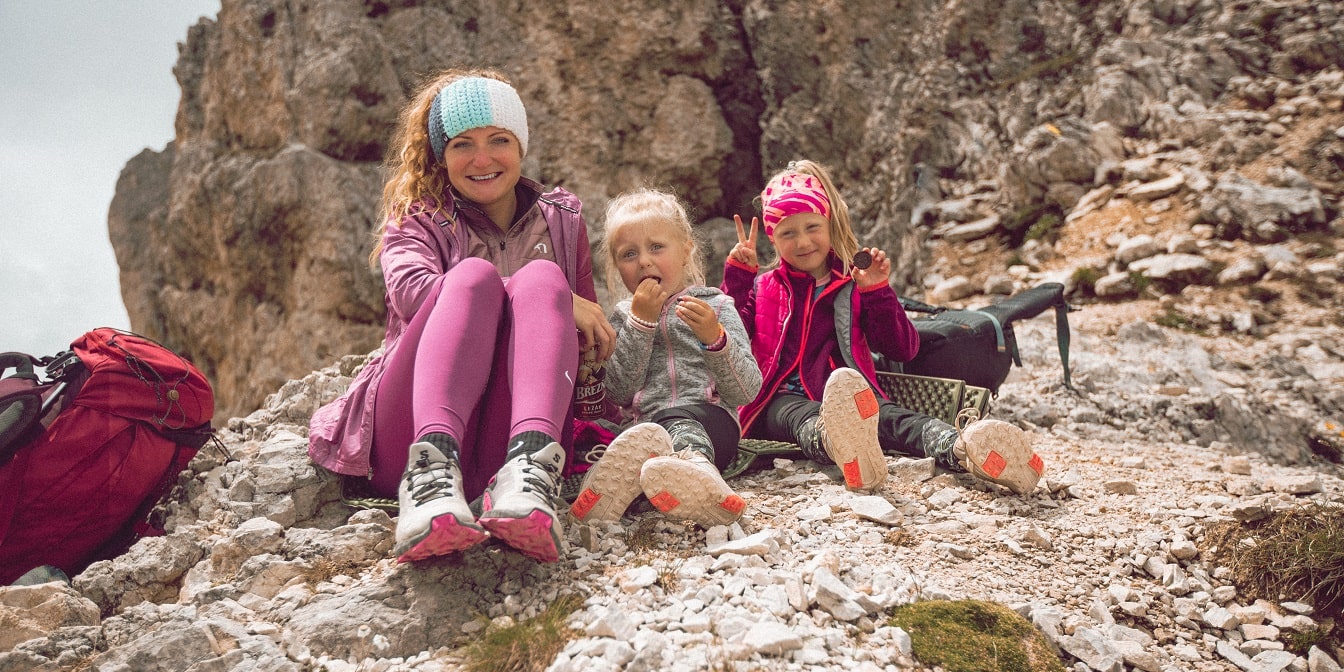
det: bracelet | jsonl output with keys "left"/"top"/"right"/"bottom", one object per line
{"left": 701, "top": 325, "right": 727, "bottom": 351}
{"left": 628, "top": 313, "right": 658, "bottom": 330}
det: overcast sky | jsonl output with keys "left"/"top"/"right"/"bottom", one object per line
{"left": 0, "top": 1, "right": 220, "bottom": 360}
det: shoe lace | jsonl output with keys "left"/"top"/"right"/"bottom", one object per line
{"left": 404, "top": 453, "right": 457, "bottom": 506}
{"left": 516, "top": 453, "right": 562, "bottom": 501}
{"left": 955, "top": 407, "right": 981, "bottom": 433}
{"left": 583, "top": 444, "right": 608, "bottom": 465}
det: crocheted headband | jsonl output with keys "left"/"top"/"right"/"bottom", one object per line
{"left": 428, "top": 77, "right": 529, "bottom": 161}
{"left": 760, "top": 172, "right": 831, "bottom": 235}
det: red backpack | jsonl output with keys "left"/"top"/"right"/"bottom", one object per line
{"left": 0, "top": 328, "right": 215, "bottom": 584}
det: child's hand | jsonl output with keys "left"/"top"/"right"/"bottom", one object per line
{"left": 676, "top": 296, "right": 722, "bottom": 345}
{"left": 728, "top": 215, "right": 759, "bottom": 268}
{"left": 852, "top": 247, "right": 892, "bottom": 289}
{"left": 631, "top": 278, "right": 669, "bottom": 324}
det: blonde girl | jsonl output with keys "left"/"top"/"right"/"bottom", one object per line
{"left": 569, "top": 188, "right": 762, "bottom": 527}
{"left": 721, "top": 160, "right": 1044, "bottom": 496}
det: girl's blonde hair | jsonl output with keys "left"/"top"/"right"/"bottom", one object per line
{"left": 368, "top": 67, "right": 516, "bottom": 268}
{"left": 763, "top": 159, "right": 859, "bottom": 275}
{"left": 599, "top": 188, "right": 706, "bottom": 298}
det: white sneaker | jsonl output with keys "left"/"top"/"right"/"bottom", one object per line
{"left": 478, "top": 442, "right": 566, "bottom": 562}
{"left": 639, "top": 450, "right": 746, "bottom": 527}
{"left": 818, "top": 368, "right": 887, "bottom": 491}
{"left": 393, "top": 442, "right": 486, "bottom": 563}
{"left": 953, "top": 409, "right": 1043, "bottom": 495}
{"left": 570, "top": 423, "right": 672, "bottom": 523}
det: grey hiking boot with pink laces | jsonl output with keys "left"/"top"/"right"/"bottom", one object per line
{"left": 639, "top": 450, "right": 746, "bottom": 527}
{"left": 818, "top": 368, "right": 888, "bottom": 491}
{"left": 394, "top": 442, "right": 487, "bottom": 563}
{"left": 478, "top": 442, "right": 566, "bottom": 562}
{"left": 952, "top": 408, "right": 1044, "bottom": 495}
{"left": 570, "top": 423, "right": 672, "bottom": 523}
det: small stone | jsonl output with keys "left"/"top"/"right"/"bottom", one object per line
{"left": 1223, "top": 456, "right": 1252, "bottom": 475}
{"left": 1104, "top": 480, "right": 1139, "bottom": 495}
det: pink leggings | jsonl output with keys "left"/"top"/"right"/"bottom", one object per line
{"left": 370, "top": 258, "right": 578, "bottom": 500}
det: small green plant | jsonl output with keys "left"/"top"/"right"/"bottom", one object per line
{"left": 997, "top": 49, "right": 1083, "bottom": 89}
{"left": 1127, "top": 270, "right": 1151, "bottom": 296}
{"left": 1024, "top": 213, "right": 1061, "bottom": 243}
{"left": 1070, "top": 266, "right": 1100, "bottom": 295}
{"left": 886, "top": 600, "right": 1066, "bottom": 672}
{"left": 1153, "top": 309, "right": 1205, "bottom": 333}
{"left": 462, "top": 593, "right": 584, "bottom": 672}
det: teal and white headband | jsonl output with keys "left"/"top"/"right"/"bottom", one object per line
{"left": 428, "top": 77, "right": 529, "bottom": 161}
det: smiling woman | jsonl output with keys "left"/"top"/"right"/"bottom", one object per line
{"left": 308, "top": 68, "right": 614, "bottom": 567}
{"left": 0, "top": 1, "right": 219, "bottom": 357}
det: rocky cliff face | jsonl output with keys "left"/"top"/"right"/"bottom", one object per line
{"left": 109, "top": 0, "right": 1342, "bottom": 425}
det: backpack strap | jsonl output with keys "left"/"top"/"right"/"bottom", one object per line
{"left": 967, "top": 310, "right": 1010, "bottom": 358}
{"left": 1054, "top": 301, "right": 1074, "bottom": 390}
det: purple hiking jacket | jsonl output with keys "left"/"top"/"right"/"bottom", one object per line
{"left": 308, "top": 179, "right": 595, "bottom": 477}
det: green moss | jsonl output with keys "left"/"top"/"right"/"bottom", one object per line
{"left": 886, "top": 600, "right": 1066, "bottom": 672}
{"left": 463, "top": 593, "right": 584, "bottom": 672}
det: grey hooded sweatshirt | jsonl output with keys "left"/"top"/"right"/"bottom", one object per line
{"left": 605, "top": 285, "right": 762, "bottom": 426}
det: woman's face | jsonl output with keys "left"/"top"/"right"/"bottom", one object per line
{"left": 769, "top": 211, "right": 832, "bottom": 281}
{"left": 442, "top": 126, "right": 522, "bottom": 211}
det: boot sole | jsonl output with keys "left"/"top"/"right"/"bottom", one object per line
{"left": 570, "top": 423, "right": 672, "bottom": 522}
{"left": 819, "top": 369, "right": 887, "bottom": 491}
{"left": 395, "top": 514, "right": 487, "bottom": 563}
{"left": 960, "top": 419, "right": 1043, "bottom": 494}
{"left": 640, "top": 457, "right": 746, "bottom": 527}
{"left": 479, "top": 510, "right": 562, "bottom": 563}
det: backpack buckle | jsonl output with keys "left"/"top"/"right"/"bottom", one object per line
{"left": 40, "top": 351, "right": 83, "bottom": 383}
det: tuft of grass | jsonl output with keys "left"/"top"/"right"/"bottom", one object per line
{"left": 1024, "top": 213, "right": 1061, "bottom": 243}
{"left": 887, "top": 599, "right": 1066, "bottom": 672}
{"left": 1070, "top": 266, "right": 1100, "bottom": 296}
{"left": 1203, "top": 502, "right": 1344, "bottom": 626}
{"left": 462, "top": 593, "right": 584, "bottom": 672}
{"left": 997, "top": 49, "right": 1083, "bottom": 89}
{"left": 1153, "top": 308, "right": 1206, "bottom": 334}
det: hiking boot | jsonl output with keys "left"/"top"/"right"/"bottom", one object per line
{"left": 952, "top": 408, "right": 1043, "bottom": 495}
{"left": 478, "top": 442, "right": 567, "bottom": 562}
{"left": 639, "top": 450, "right": 746, "bottom": 528}
{"left": 818, "top": 368, "right": 887, "bottom": 491}
{"left": 570, "top": 423, "right": 672, "bottom": 523}
{"left": 394, "top": 442, "right": 486, "bottom": 563}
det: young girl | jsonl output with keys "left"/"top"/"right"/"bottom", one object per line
{"left": 569, "top": 189, "right": 762, "bottom": 527}
{"left": 308, "top": 69, "right": 616, "bottom": 565}
{"left": 721, "top": 160, "right": 1044, "bottom": 495}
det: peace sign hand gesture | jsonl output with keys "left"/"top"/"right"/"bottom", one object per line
{"left": 729, "top": 215, "right": 759, "bottom": 268}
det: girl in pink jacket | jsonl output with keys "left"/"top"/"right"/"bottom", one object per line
{"left": 721, "top": 160, "right": 1044, "bottom": 496}
{"left": 308, "top": 69, "right": 613, "bottom": 564}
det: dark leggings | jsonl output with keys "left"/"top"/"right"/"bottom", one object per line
{"left": 750, "top": 392, "right": 961, "bottom": 470}
{"left": 647, "top": 403, "right": 741, "bottom": 473}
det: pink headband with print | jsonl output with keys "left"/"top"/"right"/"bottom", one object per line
{"left": 760, "top": 172, "right": 831, "bottom": 235}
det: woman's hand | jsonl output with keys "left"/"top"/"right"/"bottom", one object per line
{"left": 852, "top": 247, "right": 892, "bottom": 289}
{"left": 728, "top": 215, "right": 759, "bottom": 268}
{"left": 676, "top": 296, "right": 722, "bottom": 345}
{"left": 573, "top": 293, "right": 616, "bottom": 362}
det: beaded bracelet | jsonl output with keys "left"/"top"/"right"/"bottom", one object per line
{"left": 628, "top": 313, "right": 658, "bottom": 330}
{"left": 701, "top": 325, "right": 727, "bottom": 351}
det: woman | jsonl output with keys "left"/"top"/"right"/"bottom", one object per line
{"left": 308, "top": 69, "right": 614, "bottom": 564}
